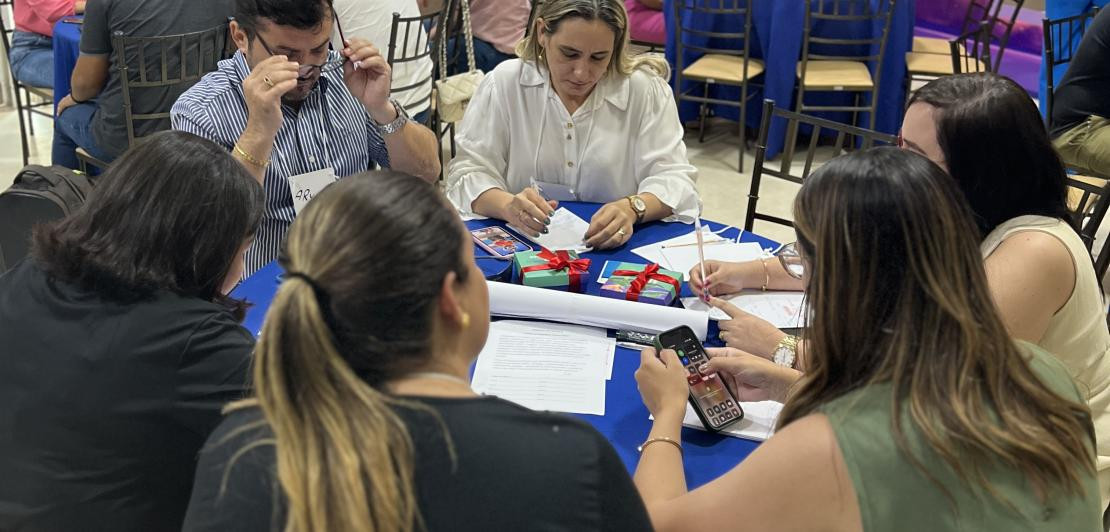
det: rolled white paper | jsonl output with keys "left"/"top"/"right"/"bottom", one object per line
{"left": 487, "top": 281, "right": 709, "bottom": 340}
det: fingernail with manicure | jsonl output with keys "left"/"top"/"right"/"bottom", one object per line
{"left": 542, "top": 228, "right": 549, "bottom": 234}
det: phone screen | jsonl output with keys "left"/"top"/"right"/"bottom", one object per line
{"left": 658, "top": 327, "right": 743, "bottom": 431}
{"left": 471, "top": 226, "right": 531, "bottom": 258}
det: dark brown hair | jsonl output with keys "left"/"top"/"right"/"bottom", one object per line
{"left": 32, "top": 130, "right": 263, "bottom": 319}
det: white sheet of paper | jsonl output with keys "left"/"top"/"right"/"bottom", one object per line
{"left": 533, "top": 180, "right": 578, "bottom": 202}
{"left": 631, "top": 227, "right": 730, "bottom": 265}
{"left": 510, "top": 208, "right": 592, "bottom": 253}
{"left": 660, "top": 241, "right": 765, "bottom": 276}
{"left": 681, "top": 290, "right": 806, "bottom": 328}
{"left": 682, "top": 400, "right": 783, "bottom": 441}
{"left": 288, "top": 167, "right": 338, "bottom": 214}
{"left": 471, "top": 320, "right": 610, "bottom": 415}
{"left": 487, "top": 281, "right": 710, "bottom": 340}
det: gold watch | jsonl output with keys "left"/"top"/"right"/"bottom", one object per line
{"left": 626, "top": 194, "right": 647, "bottom": 223}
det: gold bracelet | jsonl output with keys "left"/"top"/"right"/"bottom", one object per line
{"left": 637, "top": 436, "right": 683, "bottom": 455}
{"left": 759, "top": 257, "right": 770, "bottom": 292}
{"left": 233, "top": 143, "right": 269, "bottom": 168}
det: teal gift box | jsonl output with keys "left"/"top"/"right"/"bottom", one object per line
{"left": 600, "top": 262, "right": 683, "bottom": 306}
{"left": 512, "top": 249, "right": 591, "bottom": 293}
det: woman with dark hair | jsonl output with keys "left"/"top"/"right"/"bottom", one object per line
{"left": 692, "top": 73, "right": 1110, "bottom": 507}
{"left": 635, "top": 148, "right": 1101, "bottom": 531}
{"left": 0, "top": 130, "right": 264, "bottom": 531}
{"left": 182, "top": 171, "right": 651, "bottom": 532}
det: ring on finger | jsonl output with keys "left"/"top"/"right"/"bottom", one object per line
{"left": 263, "top": 76, "right": 275, "bottom": 88}
{"left": 617, "top": 227, "right": 627, "bottom": 238}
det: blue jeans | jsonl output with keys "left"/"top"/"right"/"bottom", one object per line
{"left": 9, "top": 31, "right": 54, "bottom": 89}
{"left": 52, "top": 102, "right": 111, "bottom": 170}
{"left": 446, "top": 37, "right": 514, "bottom": 75}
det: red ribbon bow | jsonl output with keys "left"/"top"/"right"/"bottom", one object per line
{"left": 610, "top": 263, "right": 681, "bottom": 302}
{"left": 521, "top": 248, "right": 592, "bottom": 292}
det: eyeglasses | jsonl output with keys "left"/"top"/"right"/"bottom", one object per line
{"left": 254, "top": 11, "right": 349, "bottom": 80}
{"left": 776, "top": 242, "right": 805, "bottom": 279}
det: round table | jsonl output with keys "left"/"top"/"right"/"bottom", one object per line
{"left": 232, "top": 201, "right": 781, "bottom": 489}
{"left": 52, "top": 17, "right": 83, "bottom": 108}
{"left": 664, "top": 0, "right": 916, "bottom": 159}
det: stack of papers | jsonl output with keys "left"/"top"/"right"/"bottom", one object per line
{"left": 682, "top": 400, "right": 783, "bottom": 442}
{"left": 509, "top": 207, "right": 592, "bottom": 253}
{"left": 471, "top": 320, "right": 615, "bottom": 415}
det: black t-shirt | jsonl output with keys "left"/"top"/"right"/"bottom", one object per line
{"left": 183, "top": 397, "right": 653, "bottom": 532}
{"left": 0, "top": 259, "right": 254, "bottom": 531}
{"left": 1050, "top": 7, "right": 1110, "bottom": 138}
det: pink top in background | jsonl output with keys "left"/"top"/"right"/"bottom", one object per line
{"left": 625, "top": 0, "right": 664, "bottom": 45}
{"left": 468, "top": 0, "right": 530, "bottom": 55}
{"left": 15, "top": 0, "right": 76, "bottom": 37}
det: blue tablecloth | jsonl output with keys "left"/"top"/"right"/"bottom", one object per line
{"left": 232, "top": 202, "right": 781, "bottom": 489}
{"left": 52, "top": 17, "right": 82, "bottom": 108}
{"left": 665, "top": 0, "right": 915, "bottom": 158}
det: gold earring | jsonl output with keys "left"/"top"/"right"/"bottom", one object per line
{"left": 460, "top": 312, "right": 470, "bottom": 328}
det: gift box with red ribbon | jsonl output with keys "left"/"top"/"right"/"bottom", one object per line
{"left": 512, "top": 248, "right": 592, "bottom": 293}
{"left": 600, "top": 262, "right": 684, "bottom": 306}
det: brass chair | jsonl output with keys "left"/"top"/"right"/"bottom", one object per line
{"left": 76, "top": 22, "right": 230, "bottom": 173}
{"left": 905, "top": 22, "right": 992, "bottom": 93}
{"left": 912, "top": 0, "right": 995, "bottom": 55}
{"left": 673, "top": 0, "right": 762, "bottom": 172}
{"left": 794, "top": 0, "right": 897, "bottom": 135}
{"left": 744, "top": 99, "right": 895, "bottom": 233}
{"left": 1043, "top": 8, "right": 1100, "bottom": 124}
{"left": 387, "top": 10, "right": 440, "bottom": 125}
{"left": 914, "top": 0, "right": 1024, "bottom": 73}
{"left": 0, "top": 0, "right": 55, "bottom": 166}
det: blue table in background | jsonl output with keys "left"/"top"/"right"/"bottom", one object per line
{"left": 52, "top": 17, "right": 82, "bottom": 108}
{"left": 664, "top": 0, "right": 915, "bottom": 158}
{"left": 233, "top": 202, "right": 780, "bottom": 489}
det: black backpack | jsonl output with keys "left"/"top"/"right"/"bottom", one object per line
{"left": 0, "top": 165, "right": 96, "bottom": 272}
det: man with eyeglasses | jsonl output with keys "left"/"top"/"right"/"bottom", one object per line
{"left": 172, "top": 0, "right": 440, "bottom": 277}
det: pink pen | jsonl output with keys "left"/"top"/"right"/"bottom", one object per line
{"left": 694, "top": 217, "right": 710, "bottom": 302}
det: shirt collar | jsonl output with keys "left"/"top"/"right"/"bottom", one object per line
{"left": 519, "top": 60, "right": 630, "bottom": 111}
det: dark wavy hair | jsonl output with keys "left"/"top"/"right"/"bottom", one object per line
{"left": 234, "top": 0, "right": 333, "bottom": 38}
{"left": 907, "top": 73, "right": 1075, "bottom": 237}
{"left": 31, "top": 131, "right": 264, "bottom": 320}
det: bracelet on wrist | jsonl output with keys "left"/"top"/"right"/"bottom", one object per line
{"left": 70, "top": 95, "right": 87, "bottom": 104}
{"left": 233, "top": 143, "right": 269, "bottom": 169}
{"left": 638, "top": 436, "right": 683, "bottom": 455}
{"left": 759, "top": 257, "right": 770, "bottom": 291}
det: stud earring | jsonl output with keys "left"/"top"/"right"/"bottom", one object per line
{"left": 460, "top": 312, "right": 471, "bottom": 328}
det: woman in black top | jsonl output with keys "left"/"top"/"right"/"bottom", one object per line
{"left": 0, "top": 131, "right": 264, "bottom": 531}
{"left": 182, "top": 171, "right": 651, "bottom": 532}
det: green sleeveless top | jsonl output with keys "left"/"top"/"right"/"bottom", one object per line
{"left": 819, "top": 343, "right": 1101, "bottom": 531}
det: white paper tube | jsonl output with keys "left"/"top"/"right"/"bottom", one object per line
{"left": 487, "top": 281, "right": 709, "bottom": 340}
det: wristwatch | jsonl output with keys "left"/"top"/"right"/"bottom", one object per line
{"left": 626, "top": 194, "right": 647, "bottom": 223}
{"left": 772, "top": 335, "right": 799, "bottom": 369}
{"left": 372, "top": 99, "right": 410, "bottom": 136}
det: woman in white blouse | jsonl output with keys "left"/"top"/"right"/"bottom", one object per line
{"left": 445, "top": 0, "right": 699, "bottom": 249}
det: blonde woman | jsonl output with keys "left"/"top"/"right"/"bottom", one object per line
{"left": 635, "top": 148, "right": 1101, "bottom": 531}
{"left": 446, "top": 0, "right": 698, "bottom": 249}
{"left": 182, "top": 171, "right": 652, "bottom": 532}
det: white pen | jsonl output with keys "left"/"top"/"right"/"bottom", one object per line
{"left": 694, "top": 216, "right": 709, "bottom": 302}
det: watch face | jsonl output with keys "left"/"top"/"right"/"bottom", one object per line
{"left": 632, "top": 197, "right": 646, "bottom": 211}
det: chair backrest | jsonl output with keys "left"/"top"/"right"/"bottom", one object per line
{"left": 985, "top": 0, "right": 1025, "bottom": 71}
{"left": 0, "top": 0, "right": 13, "bottom": 57}
{"left": 744, "top": 99, "right": 896, "bottom": 232}
{"left": 950, "top": 22, "right": 993, "bottom": 74}
{"left": 112, "top": 22, "right": 230, "bottom": 146}
{"left": 1065, "top": 172, "right": 1110, "bottom": 250}
{"left": 1043, "top": 8, "right": 1100, "bottom": 123}
{"left": 673, "top": 0, "right": 755, "bottom": 66}
{"left": 800, "top": 0, "right": 897, "bottom": 65}
{"left": 387, "top": 10, "right": 441, "bottom": 115}
{"left": 958, "top": 0, "right": 997, "bottom": 35}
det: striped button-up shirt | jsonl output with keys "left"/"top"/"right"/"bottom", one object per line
{"left": 171, "top": 51, "right": 390, "bottom": 276}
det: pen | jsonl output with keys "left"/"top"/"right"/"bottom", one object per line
{"left": 694, "top": 216, "right": 709, "bottom": 302}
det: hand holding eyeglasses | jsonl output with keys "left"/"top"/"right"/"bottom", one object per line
{"left": 242, "top": 55, "right": 300, "bottom": 141}
{"left": 339, "top": 38, "right": 396, "bottom": 123}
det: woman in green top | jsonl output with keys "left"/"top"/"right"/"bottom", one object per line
{"left": 632, "top": 147, "right": 1102, "bottom": 531}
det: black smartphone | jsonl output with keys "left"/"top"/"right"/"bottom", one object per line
{"left": 654, "top": 326, "right": 744, "bottom": 432}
